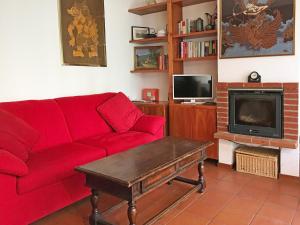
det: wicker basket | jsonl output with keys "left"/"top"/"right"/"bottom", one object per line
{"left": 235, "top": 146, "right": 279, "bottom": 179}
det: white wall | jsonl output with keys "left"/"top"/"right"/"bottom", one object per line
{"left": 217, "top": 0, "right": 300, "bottom": 177}
{"left": 0, "top": 0, "right": 168, "bottom": 102}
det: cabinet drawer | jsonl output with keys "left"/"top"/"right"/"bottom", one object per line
{"left": 179, "top": 153, "right": 200, "bottom": 168}
{"left": 142, "top": 165, "right": 176, "bottom": 192}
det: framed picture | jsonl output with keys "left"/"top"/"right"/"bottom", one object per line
{"left": 134, "top": 46, "right": 163, "bottom": 70}
{"left": 131, "top": 26, "right": 150, "bottom": 41}
{"left": 220, "top": 0, "right": 295, "bottom": 59}
{"left": 59, "top": 0, "right": 107, "bottom": 67}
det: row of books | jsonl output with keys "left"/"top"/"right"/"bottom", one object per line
{"left": 158, "top": 55, "right": 168, "bottom": 70}
{"left": 179, "top": 40, "right": 217, "bottom": 59}
{"left": 178, "top": 18, "right": 205, "bottom": 35}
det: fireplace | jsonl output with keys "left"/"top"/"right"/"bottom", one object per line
{"left": 229, "top": 89, "right": 283, "bottom": 138}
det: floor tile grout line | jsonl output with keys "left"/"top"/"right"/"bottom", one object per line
{"left": 205, "top": 180, "right": 249, "bottom": 225}
{"left": 163, "top": 191, "right": 203, "bottom": 225}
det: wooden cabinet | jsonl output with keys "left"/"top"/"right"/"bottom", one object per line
{"left": 169, "top": 104, "right": 218, "bottom": 160}
{"left": 134, "top": 102, "right": 169, "bottom": 136}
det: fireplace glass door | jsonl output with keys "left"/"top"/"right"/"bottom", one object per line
{"left": 229, "top": 89, "right": 283, "bottom": 138}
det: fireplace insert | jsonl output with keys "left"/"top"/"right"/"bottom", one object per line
{"left": 229, "top": 89, "right": 283, "bottom": 138}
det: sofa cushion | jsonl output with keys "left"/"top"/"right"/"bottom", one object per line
{"left": 0, "top": 150, "right": 29, "bottom": 177}
{"left": 17, "top": 143, "right": 106, "bottom": 194}
{"left": 79, "top": 131, "right": 156, "bottom": 156}
{"left": 131, "top": 115, "right": 165, "bottom": 135}
{"left": 0, "top": 100, "right": 72, "bottom": 152}
{"left": 97, "top": 92, "right": 144, "bottom": 133}
{"left": 0, "top": 109, "right": 39, "bottom": 161}
{"left": 56, "top": 93, "right": 115, "bottom": 140}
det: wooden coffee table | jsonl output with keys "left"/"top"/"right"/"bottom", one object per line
{"left": 77, "top": 137, "right": 213, "bottom": 225}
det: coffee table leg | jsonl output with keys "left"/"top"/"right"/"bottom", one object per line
{"left": 198, "top": 160, "right": 206, "bottom": 193}
{"left": 89, "top": 189, "right": 101, "bottom": 225}
{"left": 127, "top": 200, "right": 137, "bottom": 225}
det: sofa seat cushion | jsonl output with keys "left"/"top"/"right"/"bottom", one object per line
{"left": 79, "top": 131, "right": 157, "bottom": 156}
{"left": 17, "top": 143, "right": 106, "bottom": 195}
{"left": 97, "top": 92, "right": 144, "bottom": 133}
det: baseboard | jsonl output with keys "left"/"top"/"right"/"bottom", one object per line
{"left": 279, "top": 174, "right": 300, "bottom": 179}
{"left": 217, "top": 163, "right": 234, "bottom": 169}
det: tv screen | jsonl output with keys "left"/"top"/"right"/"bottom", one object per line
{"left": 173, "top": 74, "right": 213, "bottom": 100}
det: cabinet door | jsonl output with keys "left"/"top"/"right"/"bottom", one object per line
{"left": 169, "top": 104, "right": 218, "bottom": 160}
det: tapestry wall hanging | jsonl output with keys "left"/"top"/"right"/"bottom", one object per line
{"left": 59, "top": 0, "right": 107, "bottom": 66}
{"left": 220, "top": 0, "right": 295, "bottom": 59}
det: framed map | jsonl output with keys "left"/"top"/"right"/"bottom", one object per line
{"left": 220, "top": 0, "right": 295, "bottom": 59}
{"left": 59, "top": 0, "right": 107, "bottom": 66}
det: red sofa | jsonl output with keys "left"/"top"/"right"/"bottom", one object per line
{"left": 0, "top": 92, "right": 164, "bottom": 225}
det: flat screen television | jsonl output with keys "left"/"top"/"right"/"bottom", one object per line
{"left": 173, "top": 74, "right": 213, "bottom": 101}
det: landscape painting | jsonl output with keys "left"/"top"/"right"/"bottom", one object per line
{"left": 60, "top": 0, "right": 107, "bottom": 66}
{"left": 134, "top": 46, "right": 163, "bottom": 70}
{"left": 220, "top": 0, "right": 295, "bottom": 58}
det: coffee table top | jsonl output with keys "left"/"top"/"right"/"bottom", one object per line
{"left": 77, "top": 137, "right": 212, "bottom": 187}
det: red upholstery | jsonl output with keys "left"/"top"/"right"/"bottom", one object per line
{"left": 0, "top": 109, "right": 39, "bottom": 161}
{"left": 79, "top": 131, "right": 156, "bottom": 156}
{"left": 97, "top": 92, "right": 144, "bottom": 133}
{"left": 0, "top": 150, "right": 29, "bottom": 176}
{"left": 0, "top": 100, "right": 72, "bottom": 152}
{"left": 0, "top": 92, "right": 165, "bottom": 225}
{"left": 56, "top": 93, "right": 115, "bottom": 140}
{"left": 131, "top": 115, "right": 165, "bottom": 135}
{"left": 17, "top": 143, "right": 106, "bottom": 195}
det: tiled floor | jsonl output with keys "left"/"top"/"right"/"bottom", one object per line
{"left": 32, "top": 161, "right": 300, "bottom": 225}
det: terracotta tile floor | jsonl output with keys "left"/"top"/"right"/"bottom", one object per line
{"left": 32, "top": 161, "right": 300, "bottom": 225}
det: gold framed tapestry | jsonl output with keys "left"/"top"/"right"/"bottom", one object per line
{"left": 220, "top": 0, "right": 295, "bottom": 59}
{"left": 59, "top": 0, "right": 107, "bottom": 66}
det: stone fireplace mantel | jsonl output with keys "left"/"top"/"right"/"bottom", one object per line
{"left": 215, "top": 82, "right": 299, "bottom": 149}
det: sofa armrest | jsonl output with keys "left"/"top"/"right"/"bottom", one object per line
{"left": 0, "top": 150, "right": 29, "bottom": 177}
{"left": 131, "top": 115, "right": 165, "bottom": 135}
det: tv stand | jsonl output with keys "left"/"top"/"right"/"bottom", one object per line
{"left": 170, "top": 103, "right": 218, "bottom": 160}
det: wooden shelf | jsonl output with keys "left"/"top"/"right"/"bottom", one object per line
{"left": 174, "top": 55, "right": 217, "bottom": 62}
{"left": 172, "top": 0, "right": 216, "bottom": 7}
{"left": 130, "top": 69, "right": 168, "bottom": 73}
{"left": 128, "top": 2, "right": 167, "bottom": 15}
{"left": 173, "top": 30, "right": 217, "bottom": 39}
{"left": 130, "top": 37, "right": 168, "bottom": 44}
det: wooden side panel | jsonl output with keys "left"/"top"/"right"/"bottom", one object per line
{"left": 169, "top": 104, "right": 218, "bottom": 160}
{"left": 168, "top": 1, "right": 183, "bottom": 102}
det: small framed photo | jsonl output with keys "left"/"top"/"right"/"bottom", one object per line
{"left": 134, "top": 46, "right": 163, "bottom": 70}
{"left": 131, "top": 26, "right": 150, "bottom": 41}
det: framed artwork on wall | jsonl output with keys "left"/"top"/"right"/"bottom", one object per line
{"left": 134, "top": 46, "right": 163, "bottom": 70}
{"left": 59, "top": 0, "right": 107, "bottom": 67}
{"left": 220, "top": 0, "right": 295, "bottom": 59}
{"left": 131, "top": 26, "right": 150, "bottom": 41}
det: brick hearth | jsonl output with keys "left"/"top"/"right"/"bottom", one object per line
{"left": 214, "top": 82, "right": 299, "bottom": 149}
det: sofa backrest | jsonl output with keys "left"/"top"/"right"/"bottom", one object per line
{"left": 0, "top": 99, "right": 72, "bottom": 152}
{"left": 55, "top": 93, "right": 115, "bottom": 141}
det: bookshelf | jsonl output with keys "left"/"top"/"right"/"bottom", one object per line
{"left": 128, "top": 2, "right": 167, "bottom": 15}
{"left": 172, "top": 0, "right": 216, "bottom": 7}
{"left": 173, "top": 29, "right": 217, "bottom": 39}
{"left": 174, "top": 55, "right": 217, "bottom": 62}
{"left": 130, "top": 69, "right": 168, "bottom": 73}
{"left": 128, "top": 0, "right": 219, "bottom": 160}
{"left": 128, "top": 0, "right": 218, "bottom": 100}
{"left": 129, "top": 37, "right": 168, "bottom": 44}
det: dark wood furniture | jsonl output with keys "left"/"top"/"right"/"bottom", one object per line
{"left": 134, "top": 101, "right": 169, "bottom": 136}
{"left": 77, "top": 137, "right": 212, "bottom": 225}
{"left": 169, "top": 104, "right": 218, "bottom": 160}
